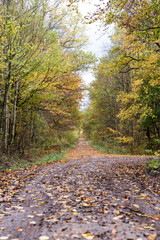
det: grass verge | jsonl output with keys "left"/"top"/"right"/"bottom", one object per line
{"left": 0, "top": 133, "right": 80, "bottom": 171}
{"left": 0, "top": 150, "right": 66, "bottom": 171}
{"left": 145, "top": 157, "right": 160, "bottom": 175}
{"left": 88, "top": 140, "right": 131, "bottom": 155}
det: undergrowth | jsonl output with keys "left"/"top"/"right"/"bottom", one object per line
{"left": 88, "top": 140, "right": 131, "bottom": 155}
{"left": 145, "top": 157, "right": 160, "bottom": 174}
{"left": 0, "top": 131, "right": 79, "bottom": 171}
{"left": 0, "top": 151, "right": 66, "bottom": 171}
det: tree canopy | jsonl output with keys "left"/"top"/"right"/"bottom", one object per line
{"left": 82, "top": 0, "right": 160, "bottom": 154}
{"left": 0, "top": 0, "right": 95, "bottom": 154}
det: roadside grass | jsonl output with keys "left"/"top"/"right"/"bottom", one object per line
{"left": 0, "top": 143, "right": 78, "bottom": 171}
{"left": 0, "top": 132, "right": 79, "bottom": 171}
{"left": 88, "top": 139, "right": 160, "bottom": 175}
{"left": 88, "top": 140, "right": 131, "bottom": 155}
{"left": 0, "top": 150, "right": 66, "bottom": 171}
{"left": 145, "top": 149, "right": 160, "bottom": 174}
{"left": 145, "top": 157, "right": 160, "bottom": 174}
{"left": 31, "top": 151, "right": 66, "bottom": 165}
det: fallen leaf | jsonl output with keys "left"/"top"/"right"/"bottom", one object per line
{"left": 30, "top": 221, "right": 36, "bottom": 225}
{"left": 82, "top": 203, "right": 90, "bottom": 207}
{"left": 36, "top": 213, "right": 44, "bottom": 216}
{"left": 39, "top": 236, "right": 50, "bottom": 240}
{"left": 16, "top": 227, "right": 23, "bottom": 231}
{"left": 73, "top": 211, "right": 78, "bottom": 215}
{"left": 144, "top": 226, "right": 155, "bottom": 231}
{"left": 116, "top": 210, "right": 120, "bottom": 215}
{"left": 113, "top": 215, "right": 124, "bottom": 220}
{"left": 150, "top": 215, "right": 160, "bottom": 220}
{"left": 133, "top": 204, "right": 139, "bottom": 208}
{"left": 112, "top": 227, "right": 117, "bottom": 235}
{"left": 49, "top": 216, "right": 58, "bottom": 223}
{"left": 148, "top": 234, "right": 157, "bottom": 240}
{"left": 82, "top": 233, "right": 94, "bottom": 239}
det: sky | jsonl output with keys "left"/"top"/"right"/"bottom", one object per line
{"left": 77, "top": 0, "right": 112, "bottom": 108}
{"left": 78, "top": 0, "right": 111, "bottom": 57}
{"left": 78, "top": 0, "right": 113, "bottom": 84}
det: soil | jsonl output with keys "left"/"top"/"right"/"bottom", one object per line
{"left": 0, "top": 138, "right": 160, "bottom": 240}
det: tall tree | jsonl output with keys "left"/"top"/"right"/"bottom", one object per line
{"left": 0, "top": 0, "right": 95, "bottom": 154}
{"left": 83, "top": 0, "right": 160, "bottom": 152}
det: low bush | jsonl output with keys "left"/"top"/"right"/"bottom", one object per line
{"left": 145, "top": 157, "right": 160, "bottom": 175}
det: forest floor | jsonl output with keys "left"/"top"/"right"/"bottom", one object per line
{"left": 0, "top": 138, "right": 160, "bottom": 240}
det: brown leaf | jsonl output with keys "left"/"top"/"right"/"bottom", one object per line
{"left": 112, "top": 227, "right": 117, "bottom": 235}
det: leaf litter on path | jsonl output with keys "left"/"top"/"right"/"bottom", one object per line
{"left": 0, "top": 138, "right": 159, "bottom": 239}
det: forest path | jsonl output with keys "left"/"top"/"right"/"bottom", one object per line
{"left": 0, "top": 138, "right": 160, "bottom": 240}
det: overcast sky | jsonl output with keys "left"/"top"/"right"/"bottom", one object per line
{"left": 77, "top": 0, "right": 113, "bottom": 109}
{"left": 78, "top": 0, "right": 112, "bottom": 85}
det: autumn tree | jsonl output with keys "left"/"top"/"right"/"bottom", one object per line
{"left": 83, "top": 0, "right": 160, "bottom": 153}
{"left": 0, "top": 0, "right": 95, "bottom": 154}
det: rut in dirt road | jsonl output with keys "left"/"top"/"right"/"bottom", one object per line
{"left": 0, "top": 138, "right": 160, "bottom": 240}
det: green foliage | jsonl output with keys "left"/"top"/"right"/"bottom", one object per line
{"left": 0, "top": 0, "right": 95, "bottom": 155}
{"left": 146, "top": 157, "right": 160, "bottom": 174}
{"left": 145, "top": 149, "right": 153, "bottom": 155}
{"left": 0, "top": 151, "right": 66, "bottom": 171}
{"left": 88, "top": 140, "right": 131, "bottom": 155}
{"left": 35, "top": 151, "right": 66, "bottom": 165}
{"left": 38, "top": 130, "right": 79, "bottom": 150}
{"left": 83, "top": 0, "right": 160, "bottom": 154}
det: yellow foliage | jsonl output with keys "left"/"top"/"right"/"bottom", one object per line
{"left": 116, "top": 136, "right": 134, "bottom": 144}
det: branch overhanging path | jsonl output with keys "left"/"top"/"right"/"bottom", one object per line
{"left": 0, "top": 138, "right": 160, "bottom": 240}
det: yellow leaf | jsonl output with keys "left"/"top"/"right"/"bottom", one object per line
{"left": 144, "top": 226, "right": 155, "bottom": 231}
{"left": 116, "top": 210, "right": 120, "bottom": 215}
{"left": 61, "top": 159, "right": 67, "bottom": 163}
{"left": 133, "top": 204, "right": 139, "bottom": 208}
{"left": 148, "top": 234, "right": 157, "bottom": 240}
{"left": 82, "top": 203, "right": 90, "bottom": 207}
{"left": 82, "top": 233, "right": 94, "bottom": 239}
{"left": 73, "top": 211, "right": 78, "bottom": 215}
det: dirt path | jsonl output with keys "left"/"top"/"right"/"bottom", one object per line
{"left": 0, "top": 138, "right": 160, "bottom": 240}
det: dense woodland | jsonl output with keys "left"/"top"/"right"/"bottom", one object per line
{"left": 0, "top": 0, "right": 94, "bottom": 155}
{"left": 83, "top": 0, "right": 160, "bottom": 154}
{"left": 0, "top": 0, "right": 159, "bottom": 158}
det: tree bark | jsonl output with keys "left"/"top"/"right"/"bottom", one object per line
{"left": 11, "top": 80, "right": 19, "bottom": 145}
{"left": 5, "top": 93, "right": 9, "bottom": 152}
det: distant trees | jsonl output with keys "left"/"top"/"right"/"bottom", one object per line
{"left": 0, "top": 0, "right": 94, "bottom": 154}
{"left": 83, "top": 0, "right": 160, "bottom": 153}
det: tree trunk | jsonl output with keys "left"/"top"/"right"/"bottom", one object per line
{"left": 32, "top": 116, "right": 37, "bottom": 144}
{"left": 11, "top": 80, "right": 19, "bottom": 145}
{"left": 5, "top": 93, "right": 9, "bottom": 152}
{"left": 147, "top": 127, "right": 151, "bottom": 142}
